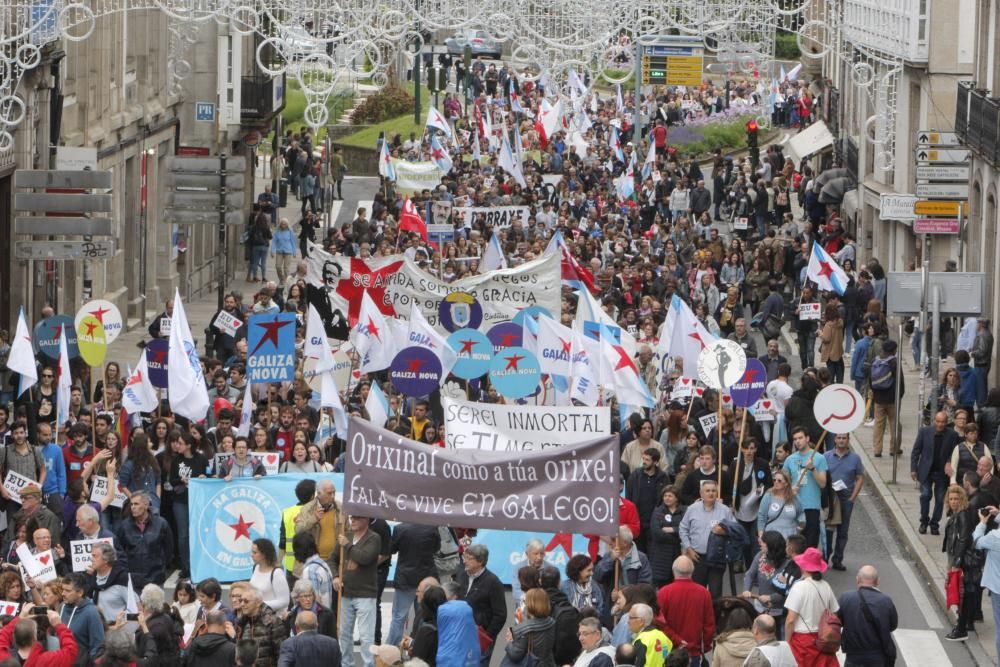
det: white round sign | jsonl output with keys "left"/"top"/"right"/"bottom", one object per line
{"left": 697, "top": 340, "right": 747, "bottom": 390}
{"left": 814, "top": 383, "right": 865, "bottom": 434}
{"left": 74, "top": 299, "right": 124, "bottom": 343}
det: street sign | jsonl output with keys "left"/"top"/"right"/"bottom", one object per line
{"left": 915, "top": 148, "right": 969, "bottom": 163}
{"left": 14, "top": 193, "right": 112, "bottom": 213}
{"left": 642, "top": 41, "right": 704, "bottom": 86}
{"left": 913, "top": 200, "right": 967, "bottom": 216}
{"left": 915, "top": 183, "right": 969, "bottom": 199}
{"left": 914, "top": 218, "right": 961, "bottom": 234}
{"left": 167, "top": 156, "right": 248, "bottom": 173}
{"left": 14, "top": 240, "right": 115, "bottom": 260}
{"left": 165, "top": 191, "right": 245, "bottom": 208}
{"left": 888, "top": 272, "right": 984, "bottom": 316}
{"left": 915, "top": 165, "right": 970, "bottom": 181}
{"left": 14, "top": 170, "right": 112, "bottom": 190}
{"left": 915, "top": 130, "right": 960, "bottom": 146}
{"left": 879, "top": 194, "right": 917, "bottom": 220}
{"left": 164, "top": 172, "right": 246, "bottom": 190}
{"left": 14, "top": 217, "right": 112, "bottom": 236}
{"left": 195, "top": 102, "right": 216, "bottom": 122}
{"left": 54, "top": 147, "right": 97, "bottom": 170}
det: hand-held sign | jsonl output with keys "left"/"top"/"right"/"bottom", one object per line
{"left": 813, "top": 384, "right": 865, "bottom": 434}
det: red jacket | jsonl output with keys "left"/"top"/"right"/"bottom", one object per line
{"left": 655, "top": 578, "right": 715, "bottom": 657}
{"left": 0, "top": 618, "right": 78, "bottom": 666}
{"left": 585, "top": 498, "right": 640, "bottom": 560}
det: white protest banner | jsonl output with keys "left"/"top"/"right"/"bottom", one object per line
{"left": 250, "top": 451, "right": 281, "bottom": 475}
{"left": 698, "top": 412, "right": 718, "bottom": 438}
{"left": 443, "top": 397, "right": 611, "bottom": 451}
{"left": 670, "top": 377, "right": 696, "bottom": 400}
{"left": 0, "top": 602, "right": 18, "bottom": 616}
{"left": 16, "top": 545, "right": 56, "bottom": 584}
{"left": 306, "top": 249, "right": 561, "bottom": 330}
{"left": 214, "top": 311, "right": 243, "bottom": 337}
{"left": 159, "top": 318, "right": 171, "bottom": 336}
{"left": 751, "top": 398, "right": 777, "bottom": 422}
{"left": 214, "top": 453, "right": 234, "bottom": 473}
{"left": 391, "top": 159, "right": 445, "bottom": 194}
{"left": 454, "top": 206, "right": 531, "bottom": 230}
{"left": 90, "top": 476, "right": 127, "bottom": 508}
{"left": 3, "top": 471, "right": 36, "bottom": 504}
{"left": 69, "top": 538, "right": 114, "bottom": 572}
{"left": 798, "top": 303, "right": 821, "bottom": 320}
{"left": 734, "top": 217, "right": 749, "bottom": 231}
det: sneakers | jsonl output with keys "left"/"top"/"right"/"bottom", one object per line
{"left": 945, "top": 627, "right": 968, "bottom": 642}
{"left": 931, "top": 526, "right": 940, "bottom": 536}
{"left": 863, "top": 419, "right": 875, "bottom": 427}
{"left": 919, "top": 523, "right": 928, "bottom": 534}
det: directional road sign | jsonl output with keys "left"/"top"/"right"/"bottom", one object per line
{"left": 915, "top": 148, "right": 970, "bottom": 163}
{"left": 914, "top": 218, "right": 961, "bottom": 234}
{"left": 915, "top": 183, "right": 969, "bottom": 199}
{"left": 14, "top": 240, "right": 115, "bottom": 260}
{"left": 915, "top": 165, "right": 971, "bottom": 181}
{"left": 915, "top": 130, "right": 960, "bottom": 147}
{"left": 913, "top": 200, "right": 967, "bottom": 216}
{"left": 14, "top": 217, "right": 113, "bottom": 236}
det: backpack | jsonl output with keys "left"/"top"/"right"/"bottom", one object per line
{"left": 550, "top": 598, "right": 581, "bottom": 665}
{"left": 809, "top": 581, "right": 842, "bottom": 654}
{"left": 869, "top": 356, "right": 895, "bottom": 391}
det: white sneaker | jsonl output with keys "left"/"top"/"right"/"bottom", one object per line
{"left": 863, "top": 419, "right": 875, "bottom": 427}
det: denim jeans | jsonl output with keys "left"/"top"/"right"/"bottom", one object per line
{"left": 386, "top": 587, "right": 418, "bottom": 647}
{"left": 826, "top": 359, "right": 845, "bottom": 384}
{"left": 250, "top": 245, "right": 269, "bottom": 280}
{"left": 992, "top": 590, "right": 1000, "bottom": 659}
{"left": 340, "top": 596, "right": 376, "bottom": 667}
{"left": 825, "top": 493, "right": 854, "bottom": 564}
{"left": 975, "top": 366, "right": 989, "bottom": 408}
{"left": 920, "top": 471, "right": 949, "bottom": 528}
{"left": 174, "top": 501, "right": 189, "bottom": 573}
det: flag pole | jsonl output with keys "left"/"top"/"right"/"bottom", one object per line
{"left": 336, "top": 509, "right": 347, "bottom": 639}
{"left": 732, "top": 409, "right": 748, "bottom": 505}
{"left": 717, "top": 401, "right": 723, "bottom": 491}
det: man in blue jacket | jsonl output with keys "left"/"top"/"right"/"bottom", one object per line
{"left": 836, "top": 565, "right": 898, "bottom": 665}
{"left": 36, "top": 421, "right": 66, "bottom": 517}
{"left": 60, "top": 572, "right": 105, "bottom": 663}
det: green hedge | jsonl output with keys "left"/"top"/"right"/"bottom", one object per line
{"left": 775, "top": 31, "right": 801, "bottom": 60}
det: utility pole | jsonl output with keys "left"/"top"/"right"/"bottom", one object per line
{"left": 633, "top": 35, "right": 642, "bottom": 148}
{"left": 218, "top": 152, "right": 227, "bottom": 311}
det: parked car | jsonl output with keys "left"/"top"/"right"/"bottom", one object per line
{"left": 445, "top": 30, "right": 502, "bottom": 59}
{"left": 280, "top": 25, "right": 321, "bottom": 56}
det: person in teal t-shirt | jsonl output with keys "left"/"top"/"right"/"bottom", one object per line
{"left": 783, "top": 426, "right": 828, "bottom": 549}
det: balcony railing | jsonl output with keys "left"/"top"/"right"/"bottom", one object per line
{"left": 842, "top": 0, "right": 928, "bottom": 63}
{"left": 957, "top": 81, "right": 1000, "bottom": 167}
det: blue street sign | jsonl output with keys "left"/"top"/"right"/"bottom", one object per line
{"left": 195, "top": 102, "right": 216, "bottom": 122}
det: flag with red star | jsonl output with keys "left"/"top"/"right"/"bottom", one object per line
{"left": 122, "top": 352, "right": 158, "bottom": 415}
{"left": 426, "top": 105, "right": 453, "bottom": 139}
{"left": 56, "top": 325, "right": 72, "bottom": 428}
{"left": 807, "top": 241, "right": 848, "bottom": 295}
{"left": 167, "top": 289, "right": 211, "bottom": 422}
{"left": 8, "top": 308, "right": 36, "bottom": 397}
{"left": 399, "top": 197, "right": 429, "bottom": 243}
{"left": 407, "top": 303, "right": 457, "bottom": 383}
{"left": 668, "top": 296, "right": 719, "bottom": 380}
{"left": 378, "top": 139, "right": 396, "bottom": 181}
{"left": 600, "top": 324, "right": 654, "bottom": 407}
{"left": 429, "top": 135, "right": 453, "bottom": 174}
{"left": 352, "top": 292, "right": 395, "bottom": 373}
{"left": 247, "top": 312, "right": 297, "bottom": 384}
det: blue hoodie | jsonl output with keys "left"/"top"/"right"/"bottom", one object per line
{"left": 61, "top": 597, "right": 105, "bottom": 658}
{"left": 436, "top": 600, "right": 481, "bottom": 667}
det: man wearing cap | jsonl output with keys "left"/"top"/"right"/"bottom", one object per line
{"left": 331, "top": 515, "right": 381, "bottom": 667}
{"left": 12, "top": 484, "right": 62, "bottom": 547}
{"left": 871, "top": 340, "right": 904, "bottom": 458}
{"left": 370, "top": 644, "right": 402, "bottom": 667}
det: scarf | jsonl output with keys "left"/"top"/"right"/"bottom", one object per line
{"left": 572, "top": 580, "right": 593, "bottom": 609}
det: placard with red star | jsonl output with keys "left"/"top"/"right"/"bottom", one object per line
{"left": 246, "top": 313, "right": 298, "bottom": 384}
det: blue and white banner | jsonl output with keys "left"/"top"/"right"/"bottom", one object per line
{"left": 189, "top": 474, "right": 592, "bottom": 584}
{"left": 247, "top": 313, "right": 297, "bottom": 384}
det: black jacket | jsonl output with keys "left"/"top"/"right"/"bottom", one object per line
{"left": 785, "top": 390, "right": 823, "bottom": 444}
{"left": 648, "top": 503, "right": 686, "bottom": 584}
{"left": 277, "top": 630, "right": 342, "bottom": 666}
{"left": 911, "top": 426, "right": 960, "bottom": 482}
{"left": 455, "top": 567, "right": 507, "bottom": 640}
{"left": 391, "top": 523, "right": 441, "bottom": 590}
{"left": 136, "top": 610, "right": 182, "bottom": 666}
{"left": 732, "top": 456, "right": 773, "bottom": 512}
{"left": 186, "top": 632, "right": 236, "bottom": 666}
{"left": 544, "top": 587, "right": 581, "bottom": 666}
{"left": 837, "top": 587, "right": 898, "bottom": 665}
{"left": 116, "top": 514, "right": 174, "bottom": 589}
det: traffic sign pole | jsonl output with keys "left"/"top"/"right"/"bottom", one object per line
{"left": 219, "top": 153, "right": 228, "bottom": 312}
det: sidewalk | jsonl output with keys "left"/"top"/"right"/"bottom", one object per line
{"left": 783, "top": 327, "right": 996, "bottom": 665}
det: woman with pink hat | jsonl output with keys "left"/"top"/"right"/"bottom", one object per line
{"left": 783, "top": 546, "right": 841, "bottom": 666}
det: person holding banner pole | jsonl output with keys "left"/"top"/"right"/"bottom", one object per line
{"left": 332, "top": 514, "right": 381, "bottom": 667}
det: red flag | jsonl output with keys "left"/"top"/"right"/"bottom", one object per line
{"left": 398, "top": 197, "right": 427, "bottom": 241}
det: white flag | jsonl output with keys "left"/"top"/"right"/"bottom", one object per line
{"left": 167, "top": 289, "right": 210, "bottom": 422}
{"left": 668, "top": 296, "right": 719, "bottom": 379}
{"left": 365, "top": 382, "right": 390, "bottom": 429}
{"left": 406, "top": 303, "right": 457, "bottom": 383}
{"left": 498, "top": 132, "right": 527, "bottom": 188}
{"left": 56, "top": 327, "right": 72, "bottom": 429}
{"left": 8, "top": 308, "right": 36, "bottom": 398}
{"left": 351, "top": 293, "right": 394, "bottom": 372}
{"left": 305, "top": 305, "right": 336, "bottom": 374}
{"left": 126, "top": 574, "right": 139, "bottom": 614}
{"left": 426, "top": 106, "right": 452, "bottom": 138}
{"left": 479, "top": 234, "right": 507, "bottom": 273}
{"left": 236, "top": 381, "right": 254, "bottom": 438}
{"left": 122, "top": 353, "right": 158, "bottom": 415}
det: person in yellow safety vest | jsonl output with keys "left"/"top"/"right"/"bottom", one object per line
{"left": 627, "top": 603, "right": 673, "bottom": 667}
{"left": 279, "top": 479, "right": 317, "bottom": 580}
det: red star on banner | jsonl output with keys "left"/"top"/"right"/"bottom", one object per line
{"left": 365, "top": 317, "right": 382, "bottom": 342}
{"left": 89, "top": 306, "right": 111, "bottom": 323}
{"left": 126, "top": 371, "right": 143, "bottom": 387}
{"left": 500, "top": 333, "right": 518, "bottom": 347}
{"left": 458, "top": 339, "right": 477, "bottom": 355}
{"left": 688, "top": 332, "right": 707, "bottom": 350}
{"left": 83, "top": 321, "right": 99, "bottom": 336}
{"left": 504, "top": 354, "right": 525, "bottom": 371}
{"left": 335, "top": 258, "right": 403, "bottom": 325}
{"left": 816, "top": 259, "right": 834, "bottom": 280}
{"left": 50, "top": 324, "right": 64, "bottom": 338}
{"left": 613, "top": 345, "right": 638, "bottom": 373}
{"left": 545, "top": 533, "right": 574, "bottom": 556}
{"left": 742, "top": 367, "right": 761, "bottom": 382}
{"left": 249, "top": 317, "right": 294, "bottom": 357}
{"left": 407, "top": 358, "right": 425, "bottom": 373}
{"left": 558, "top": 338, "right": 572, "bottom": 354}
{"left": 431, "top": 147, "right": 445, "bottom": 161}
{"left": 149, "top": 348, "right": 167, "bottom": 365}
{"left": 229, "top": 515, "right": 254, "bottom": 541}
